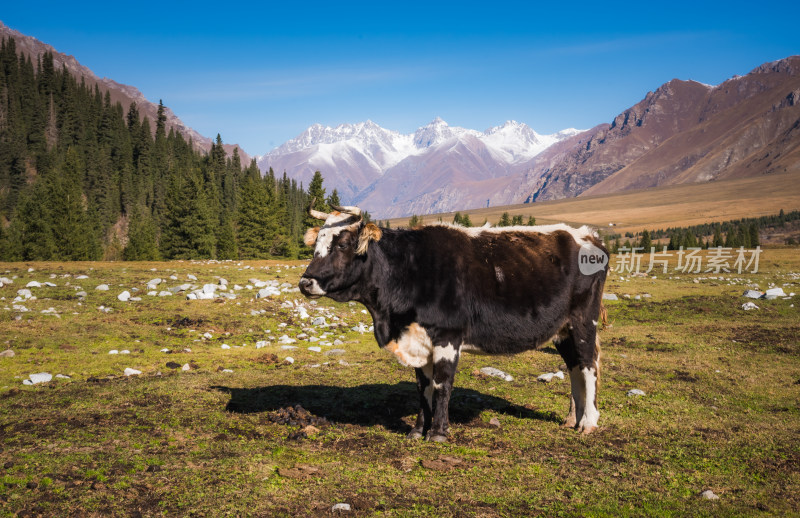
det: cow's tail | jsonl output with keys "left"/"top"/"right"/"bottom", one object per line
{"left": 599, "top": 303, "right": 608, "bottom": 329}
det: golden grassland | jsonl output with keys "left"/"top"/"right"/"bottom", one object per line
{"left": 388, "top": 171, "right": 800, "bottom": 235}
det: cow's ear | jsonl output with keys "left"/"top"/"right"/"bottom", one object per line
{"left": 356, "top": 223, "right": 382, "bottom": 255}
{"left": 303, "top": 226, "right": 320, "bottom": 246}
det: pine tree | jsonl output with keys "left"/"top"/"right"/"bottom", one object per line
{"left": 408, "top": 214, "right": 420, "bottom": 228}
{"left": 461, "top": 213, "right": 473, "bottom": 227}
{"left": 326, "top": 188, "right": 341, "bottom": 208}
{"left": 498, "top": 212, "right": 511, "bottom": 227}
{"left": 526, "top": 215, "right": 536, "bottom": 226}
{"left": 124, "top": 206, "right": 160, "bottom": 260}
{"left": 640, "top": 229, "right": 652, "bottom": 251}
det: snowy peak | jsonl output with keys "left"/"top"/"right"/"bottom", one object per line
{"left": 412, "top": 117, "right": 479, "bottom": 149}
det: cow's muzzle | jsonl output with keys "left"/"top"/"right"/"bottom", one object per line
{"left": 299, "top": 276, "right": 326, "bottom": 298}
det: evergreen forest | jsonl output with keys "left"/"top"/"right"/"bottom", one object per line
{"left": 0, "top": 36, "right": 338, "bottom": 261}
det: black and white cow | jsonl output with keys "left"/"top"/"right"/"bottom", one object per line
{"left": 299, "top": 204, "right": 609, "bottom": 442}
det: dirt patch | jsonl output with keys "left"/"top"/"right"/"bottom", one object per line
{"left": 277, "top": 463, "right": 323, "bottom": 480}
{"left": 729, "top": 325, "right": 800, "bottom": 354}
{"left": 420, "top": 455, "right": 468, "bottom": 471}
{"left": 253, "top": 353, "right": 289, "bottom": 366}
{"left": 166, "top": 316, "right": 206, "bottom": 328}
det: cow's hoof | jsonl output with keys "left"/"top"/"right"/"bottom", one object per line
{"left": 579, "top": 425, "right": 598, "bottom": 435}
{"left": 407, "top": 430, "right": 424, "bottom": 440}
{"left": 427, "top": 434, "right": 448, "bottom": 443}
{"left": 561, "top": 418, "right": 577, "bottom": 428}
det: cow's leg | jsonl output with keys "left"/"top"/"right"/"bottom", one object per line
{"left": 408, "top": 362, "right": 434, "bottom": 439}
{"left": 553, "top": 327, "right": 580, "bottom": 428}
{"left": 569, "top": 297, "right": 603, "bottom": 434}
{"left": 555, "top": 319, "right": 601, "bottom": 434}
{"left": 427, "top": 341, "right": 461, "bottom": 442}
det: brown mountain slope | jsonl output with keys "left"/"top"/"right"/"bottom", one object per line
{"left": 0, "top": 21, "right": 249, "bottom": 162}
{"left": 584, "top": 57, "right": 800, "bottom": 195}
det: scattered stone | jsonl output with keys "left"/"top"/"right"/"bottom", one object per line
{"left": 23, "top": 372, "right": 52, "bottom": 385}
{"left": 188, "top": 274, "right": 198, "bottom": 281}
{"left": 221, "top": 368, "right": 233, "bottom": 373}
{"left": 764, "top": 287, "right": 787, "bottom": 300}
{"left": 627, "top": 388, "right": 646, "bottom": 397}
{"left": 488, "top": 417, "right": 501, "bottom": 428}
{"left": 181, "top": 363, "right": 191, "bottom": 371}
{"left": 55, "top": 374, "right": 71, "bottom": 379}
{"left": 480, "top": 367, "right": 513, "bottom": 382}
{"left": 95, "top": 284, "right": 109, "bottom": 291}
{"left": 255, "top": 340, "right": 268, "bottom": 349}
{"left": 308, "top": 346, "right": 322, "bottom": 353}
{"left": 285, "top": 357, "right": 295, "bottom": 364}
{"left": 742, "top": 290, "right": 763, "bottom": 299}
{"left": 158, "top": 291, "right": 172, "bottom": 297}
{"left": 312, "top": 316, "right": 326, "bottom": 326}
{"left": 331, "top": 503, "right": 351, "bottom": 513}
{"left": 281, "top": 345, "right": 297, "bottom": 350}
{"left": 16, "top": 288, "right": 32, "bottom": 299}
{"left": 221, "top": 344, "right": 231, "bottom": 350}
{"left": 117, "top": 291, "right": 131, "bottom": 302}
{"left": 324, "top": 349, "right": 346, "bottom": 356}
{"left": 75, "top": 275, "right": 89, "bottom": 280}
{"left": 602, "top": 293, "right": 619, "bottom": 301}
{"left": 700, "top": 489, "right": 720, "bottom": 500}
{"left": 257, "top": 287, "right": 281, "bottom": 298}
{"left": 26, "top": 281, "right": 42, "bottom": 288}
{"left": 741, "top": 302, "right": 760, "bottom": 311}
{"left": 0, "top": 349, "right": 14, "bottom": 358}
{"left": 538, "top": 372, "right": 555, "bottom": 382}
{"left": 124, "top": 368, "right": 142, "bottom": 376}
{"left": 109, "top": 350, "right": 119, "bottom": 355}
{"left": 120, "top": 349, "right": 130, "bottom": 354}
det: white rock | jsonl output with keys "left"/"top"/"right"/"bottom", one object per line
{"left": 218, "top": 278, "right": 228, "bottom": 285}
{"left": 186, "top": 293, "right": 198, "bottom": 300}
{"left": 312, "top": 316, "right": 326, "bottom": 326}
{"left": 537, "top": 372, "right": 555, "bottom": 382}
{"left": 221, "top": 344, "right": 231, "bottom": 350}
{"left": 700, "top": 490, "right": 720, "bottom": 500}
{"left": 55, "top": 374, "right": 71, "bottom": 379}
{"left": 95, "top": 284, "right": 109, "bottom": 291}
{"left": 280, "top": 345, "right": 298, "bottom": 350}
{"left": 308, "top": 346, "right": 322, "bottom": 352}
{"left": 203, "top": 332, "right": 213, "bottom": 339}
{"left": 147, "top": 291, "right": 158, "bottom": 296}
{"left": 480, "top": 367, "right": 513, "bottom": 382}
{"left": 333, "top": 339, "right": 344, "bottom": 346}
{"left": 25, "top": 372, "right": 53, "bottom": 385}
{"left": 0, "top": 349, "right": 15, "bottom": 358}
{"left": 256, "top": 340, "right": 268, "bottom": 349}
{"left": 257, "top": 287, "right": 281, "bottom": 298}
{"left": 202, "top": 284, "right": 217, "bottom": 295}
{"left": 188, "top": 274, "right": 198, "bottom": 281}
{"left": 120, "top": 350, "right": 130, "bottom": 354}
{"left": 554, "top": 371, "right": 565, "bottom": 379}
{"left": 602, "top": 293, "right": 618, "bottom": 301}
{"left": 124, "top": 368, "right": 142, "bottom": 376}
{"left": 117, "top": 291, "right": 131, "bottom": 302}
{"left": 109, "top": 350, "right": 119, "bottom": 355}
{"left": 285, "top": 357, "right": 295, "bottom": 364}
{"left": 182, "top": 363, "right": 191, "bottom": 371}
{"left": 26, "top": 281, "right": 42, "bottom": 288}
{"left": 16, "top": 289, "right": 32, "bottom": 299}
{"left": 627, "top": 389, "right": 646, "bottom": 397}
{"left": 742, "top": 290, "right": 763, "bottom": 299}
{"left": 332, "top": 503, "right": 351, "bottom": 512}
{"left": 44, "top": 281, "right": 57, "bottom": 287}
{"left": 764, "top": 287, "right": 787, "bottom": 300}
{"left": 75, "top": 275, "right": 89, "bottom": 280}
{"left": 160, "top": 348, "right": 171, "bottom": 353}
{"left": 158, "top": 291, "right": 172, "bottom": 297}
{"left": 741, "top": 302, "right": 760, "bottom": 311}
{"left": 221, "top": 369, "right": 233, "bottom": 373}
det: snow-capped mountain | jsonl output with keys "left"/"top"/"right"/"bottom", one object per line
{"left": 257, "top": 118, "right": 583, "bottom": 214}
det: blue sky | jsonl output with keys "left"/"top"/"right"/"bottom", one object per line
{"left": 2, "top": 1, "right": 798, "bottom": 155}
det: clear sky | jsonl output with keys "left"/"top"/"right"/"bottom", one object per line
{"left": 2, "top": 1, "right": 798, "bottom": 156}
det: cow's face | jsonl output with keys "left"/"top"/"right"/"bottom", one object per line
{"left": 299, "top": 206, "right": 382, "bottom": 302}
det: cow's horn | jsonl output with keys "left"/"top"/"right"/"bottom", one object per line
{"left": 307, "top": 198, "right": 331, "bottom": 221}
{"left": 331, "top": 205, "right": 362, "bottom": 217}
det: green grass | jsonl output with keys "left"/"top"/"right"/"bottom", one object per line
{"left": 0, "top": 251, "right": 799, "bottom": 516}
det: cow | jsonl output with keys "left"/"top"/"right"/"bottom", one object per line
{"left": 299, "top": 203, "right": 609, "bottom": 442}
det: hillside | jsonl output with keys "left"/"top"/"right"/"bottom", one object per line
{"left": 0, "top": 21, "right": 248, "bottom": 162}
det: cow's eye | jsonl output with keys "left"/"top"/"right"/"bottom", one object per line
{"left": 337, "top": 241, "right": 349, "bottom": 250}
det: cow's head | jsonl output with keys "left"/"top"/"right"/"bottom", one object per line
{"left": 298, "top": 200, "right": 382, "bottom": 301}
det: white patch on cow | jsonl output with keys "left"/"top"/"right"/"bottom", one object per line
{"left": 312, "top": 212, "right": 360, "bottom": 258}
{"left": 433, "top": 343, "right": 459, "bottom": 363}
{"left": 432, "top": 221, "right": 597, "bottom": 246}
{"left": 569, "top": 366, "right": 586, "bottom": 427}
{"left": 592, "top": 320, "right": 598, "bottom": 327}
{"left": 384, "top": 323, "right": 433, "bottom": 368}
{"left": 577, "top": 366, "right": 599, "bottom": 433}
{"left": 494, "top": 266, "right": 505, "bottom": 283}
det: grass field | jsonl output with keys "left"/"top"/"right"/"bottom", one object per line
{"left": 387, "top": 171, "right": 800, "bottom": 236}
{"left": 1, "top": 250, "right": 799, "bottom": 516}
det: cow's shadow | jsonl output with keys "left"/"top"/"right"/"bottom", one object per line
{"left": 212, "top": 381, "right": 561, "bottom": 435}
